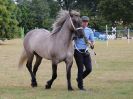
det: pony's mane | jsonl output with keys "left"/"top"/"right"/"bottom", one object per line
{"left": 52, "top": 10, "right": 80, "bottom": 33}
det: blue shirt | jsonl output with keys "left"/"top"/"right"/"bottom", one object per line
{"left": 74, "top": 27, "right": 94, "bottom": 49}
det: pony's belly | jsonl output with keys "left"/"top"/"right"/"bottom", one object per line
{"left": 35, "top": 49, "right": 52, "bottom": 60}
{"left": 51, "top": 51, "right": 72, "bottom": 63}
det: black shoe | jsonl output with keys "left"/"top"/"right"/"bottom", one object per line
{"left": 76, "top": 78, "right": 85, "bottom": 91}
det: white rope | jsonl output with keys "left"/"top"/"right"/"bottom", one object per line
{"left": 74, "top": 44, "right": 88, "bottom": 54}
{"left": 75, "top": 27, "right": 83, "bottom": 30}
{"left": 89, "top": 49, "right": 99, "bottom": 68}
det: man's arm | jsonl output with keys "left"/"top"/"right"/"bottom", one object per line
{"left": 89, "top": 30, "right": 95, "bottom": 49}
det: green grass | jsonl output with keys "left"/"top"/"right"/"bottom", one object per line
{"left": 0, "top": 39, "right": 133, "bottom": 99}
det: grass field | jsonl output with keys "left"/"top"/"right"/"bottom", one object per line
{"left": 0, "top": 39, "right": 133, "bottom": 99}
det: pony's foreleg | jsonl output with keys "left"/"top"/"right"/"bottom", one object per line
{"left": 45, "top": 64, "right": 57, "bottom": 89}
{"left": 65, "top": 60, "right": 73, "bottom": 91}
{"left": 26, "top": 55, "right": 37, "bottom": 87}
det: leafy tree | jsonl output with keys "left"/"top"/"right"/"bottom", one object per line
{"left": 57, "top": 0, "right": 76, "bottom": 10}
{"left": 56, "top": 0, "right": 100, "bottom": 16}
{"left": 47, "top": 0, "right": 60, "bottom": 18}
{"left": 17, "top": 0, "right": 50, "bottom": 33}
{"left": 0, "top": 0, "right": 20, "bottom": 38}
{"left": 98, "top": 0, "right": 133, "bottom": 25}
{"left": 76, "top": 0, "right": 100, "bottom": 16}
{"left": 29, "top": 0, "right": 50, "bottom": 29}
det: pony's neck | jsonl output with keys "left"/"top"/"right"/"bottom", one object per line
{"left": 54, "top": 17, "right": 73, "bottom": 46}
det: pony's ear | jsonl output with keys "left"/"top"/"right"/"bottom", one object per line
{"left": 69, "top": 9, "right": 73, "bottom": 17}
{"left": 69, "top": 9, "right": 71, "bottom": 13}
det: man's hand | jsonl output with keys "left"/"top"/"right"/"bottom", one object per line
{"left": 90, "top": 45, "right": 94, "bottom": 49}
{"left": 89, "top": 41, "right": 94, "bottom": 49}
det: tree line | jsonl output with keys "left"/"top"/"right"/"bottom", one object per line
{"left": 0, "top": 0, "right": 133, "bottom": 39}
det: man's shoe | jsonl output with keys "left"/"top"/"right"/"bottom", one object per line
{"left": 76, "top": 78, "right": 85, "bottom": 91}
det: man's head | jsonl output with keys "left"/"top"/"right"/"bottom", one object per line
{"left": 81, "top": 16, "right": 89, "bottom": 28}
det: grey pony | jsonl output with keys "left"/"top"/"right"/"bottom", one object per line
{"left": 18, "top": 10, "right": 84, "bottom": 91}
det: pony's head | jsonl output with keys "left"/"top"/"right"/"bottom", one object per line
{"left": 69, "top": 10, "right": 84, "bottom": 38}
{"left": 52, "top": 10, "right": 84, "bottom": 38}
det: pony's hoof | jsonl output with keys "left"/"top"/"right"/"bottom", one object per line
{"left": 68, "top": 87, "right": 74, "bottom": 91}
{"left": 45, "top": 81, "right": 52, "bottom": 89}
{"left": 31, "top": 82, "right": 38, "bottom": 87}
{"left": 45, "top": 84, "right": 51, "bottom": 89}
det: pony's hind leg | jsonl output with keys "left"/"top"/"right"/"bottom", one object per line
{"left": 26, "top": 54, "right": 37, "bottom": 87}
{"left": 45, "top": 63, "right": 57, "bottom": 89}
{"left": 32, "top": 54, "right": 42, "bottom": 86}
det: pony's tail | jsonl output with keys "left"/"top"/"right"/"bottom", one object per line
{"left": 18, "top": 48, "right": 28, "bottom": 69}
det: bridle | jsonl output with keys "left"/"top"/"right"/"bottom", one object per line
{"left": 69, "top": 16, "right": 83, "bottom": 31}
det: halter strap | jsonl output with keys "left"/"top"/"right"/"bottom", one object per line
{"left": 75, "top": 27, "right": 83, "bottom": 30}
{"left": 69, "top": 16, "right": 83, "bottom": 31}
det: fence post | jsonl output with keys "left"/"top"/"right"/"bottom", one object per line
{"left": 128, "top": 28, "right": 130, "bottom": 44}
{"left": 106, "top": 25, "right": 108, "bottom": 47}
{"left": 20, "top": 27, "right": 24, "bottom": 39}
